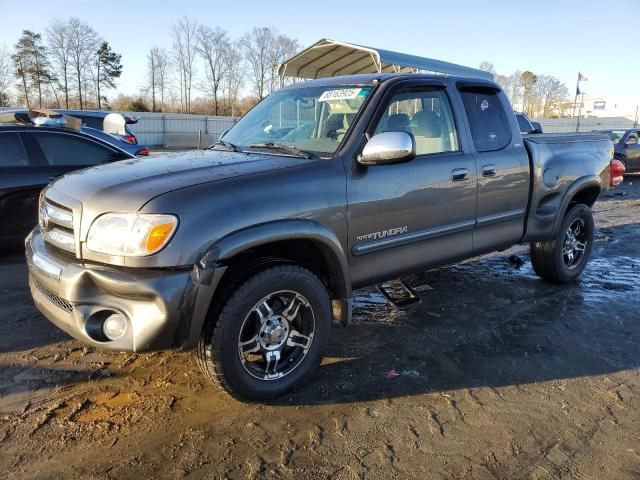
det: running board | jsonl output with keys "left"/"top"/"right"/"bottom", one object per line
{"left": 376, "top": 279, "right": 421, "bottom": 310}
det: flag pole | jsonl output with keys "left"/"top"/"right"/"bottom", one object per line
{"left": 576, "top": 92, "right": 585, "bottom": 133}
{"left": 572, "top": 73, "right": 580, "bottom": 119}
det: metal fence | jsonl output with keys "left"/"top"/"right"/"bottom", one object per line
{"left": 125, "top": 113, "right": 239, "bottom": 148}
{"left": 533, "top": 116, "right": 638, "bottom": 133}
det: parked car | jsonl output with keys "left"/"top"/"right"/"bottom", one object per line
{"left": 82, "top": 126, "right": 149, "bottom": 156}
{"left": 0, "top": 124, "right": 134, "bottom": 245}
{"left": 594, "top": 129, "right": 640, "bottom": 173}
{"left": 515, "top": 112, "right": 543, "bottom": 134}
{"left": 27, "top": 72, "right": 620, "bottom": 401}
{"left": 4, "top": 109, "right": 143, "bottom": 146}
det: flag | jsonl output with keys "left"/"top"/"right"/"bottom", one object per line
{"left": 576, "top": 85, "right": 581, "bottom": 96}
{"left": 578, "top": 72, "right": 588, "bottom": 81}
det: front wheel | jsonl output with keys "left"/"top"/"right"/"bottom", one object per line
{"left": 530, "top": 203, "right": 594, "bottom": 283}
{"left": 197, "top": 265, "right": 331, "bottom": 401}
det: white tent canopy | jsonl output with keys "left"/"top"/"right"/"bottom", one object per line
{"left": 278, "top": 39, "right": 494, "bottom": 83}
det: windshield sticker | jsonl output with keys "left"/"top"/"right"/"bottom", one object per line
{"left": 481, "top": 99, "right": 489, "bottom": 111}
{"left": 319, "top": 88, "right": 364, "bottom": 102}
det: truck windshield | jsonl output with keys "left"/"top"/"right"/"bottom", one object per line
{"left": 222, "top": 85, "right": 372, "bottom": 157}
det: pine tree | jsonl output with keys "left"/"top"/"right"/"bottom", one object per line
{"left": 95, "top": 41, "right": 122, "bottom": 109}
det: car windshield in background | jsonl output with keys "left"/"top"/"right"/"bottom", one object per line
{"left": 222, "top": 86, "right": 372, "bottom": 156}
{"left": 604, "top": 130, "right": 626, "bottom": 144}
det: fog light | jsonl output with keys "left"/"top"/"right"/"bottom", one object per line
{"left": 102, "top": 313, "right": 127, "bottom": 340}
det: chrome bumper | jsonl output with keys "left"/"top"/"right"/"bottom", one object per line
{"left": 26, "top": 229, "right": 218, "bottom": 352}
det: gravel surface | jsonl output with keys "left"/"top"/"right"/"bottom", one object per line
{"left": 1, "top": 177, "right": 639, "bottom": 479}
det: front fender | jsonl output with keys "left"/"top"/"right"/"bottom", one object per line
{"left": 213, "top": 219, "right": 351, "bottom": 297}
{"left": 179, "top": 220, "right": 351, "bottom": 348}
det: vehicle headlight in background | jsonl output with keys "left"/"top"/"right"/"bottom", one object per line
{"left": 86, "top": 213, "right": 178, "bottom": 256}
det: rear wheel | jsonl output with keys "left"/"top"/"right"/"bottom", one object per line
{"left": 197, "top": 264, "right": 331, "bottom": 401}
{"left": 530, "top": 203, "right": 594, "bottom": 283}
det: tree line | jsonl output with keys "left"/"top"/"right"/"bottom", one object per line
{"left": 480, "top": 62, "right": 572, "bottom": 118}
{"left": 0, "top": 20, "right": 575, "bottom": 119}
{"left": 0, "top": 19, "right": 122, "bottom": 111}
{"left": 0, "top": 17, "right": 299, "bottom": 117}
{"left": 141, "top": 19, "right": 299, "bottom": 116}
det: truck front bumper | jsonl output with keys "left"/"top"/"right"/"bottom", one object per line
{"left": 26, "top": 229, "right": 226, "bottom": 352}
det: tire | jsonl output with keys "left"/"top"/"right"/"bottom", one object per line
{"left": 197, "top": 264, "right": 331, "bottom": 401}
{"left": 530, "top": 203, "right": 594, "bottom": 284}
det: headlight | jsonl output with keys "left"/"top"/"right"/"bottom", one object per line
{"left": 86, "top": 213, "right": 178, "bottom": 257}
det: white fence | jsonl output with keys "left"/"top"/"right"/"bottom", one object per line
{"left": 125, "top": 112, "right": 239, "bottom": 148}
{"left": 534, "top": 116, "right": 638, "bottom": 133}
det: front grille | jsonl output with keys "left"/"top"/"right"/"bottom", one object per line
{"left": 32, "top": 276, "right": 73, "bottom": 313}
{"left": 40, "top": 198, "right": 76, "bottom": 255}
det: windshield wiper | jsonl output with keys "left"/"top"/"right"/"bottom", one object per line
{"left": 209, "top": 139, "right": 237, "bottom": 152}
{"left": 248, "top": 142, "right": 314, "bottom": 159}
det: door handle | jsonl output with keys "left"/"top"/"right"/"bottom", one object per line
{"left": 482, "top": 164, "right": 497, "bottom": 177}
{"left": 451, "top": 168, "right": 469, "bottom": 181}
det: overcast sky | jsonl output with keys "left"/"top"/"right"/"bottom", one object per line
{"left": 1, "top": 0, "right": 639, "bottom": 109}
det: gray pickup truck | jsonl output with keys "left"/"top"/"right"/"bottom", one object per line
{"left": 26, "top": 73, "right": 620, "bottom": 400}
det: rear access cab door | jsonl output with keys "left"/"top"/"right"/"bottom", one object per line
{"left": 456, "top": 83, "right": 530, "bottom": 254}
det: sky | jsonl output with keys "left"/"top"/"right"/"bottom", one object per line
{"left": 1, "top": 0, "right": 639, "bottom": 112}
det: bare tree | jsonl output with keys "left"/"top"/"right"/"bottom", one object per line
{"left": 46, "top": 19, "right": 71, "bottom": 108}
{"left": 268, "top": 33, "right": 299, "bottom": 92}
{"left": 0, "top": 45, "right": 11, "bottom": 106}
{"left": 223, "top": 41, "right": 244, "bottom": 116}
{"left": 146, "top": 47, "right": 159, "bottom": 112}
{"left": 197, "top": 25, "right": 228, "bottom": 115}
{"left": 146, "top": 47, "right": 169, "bottom": 112}
{"left": 155, "top": 48, "right": 169, "bottom": 112}
{"left": 172, "top": 17, "right": 198, "bottom": 113}
{"left": 534, "top": 75, "right": 569, "bottom": 118}
{"left": 67, "top": 17, "right": 98, "bottom": 109}
{"left": 478, "top": 61, "right": 497, "bottom": 76}
{"left": 240, "top": 27, "right": 273, "bottom": 100}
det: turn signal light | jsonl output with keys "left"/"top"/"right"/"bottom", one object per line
{"left": 146, "top": 223, "right": 175, "bottom": 252}
{"left": 610, "top": 159, "right": 625, "bottom": 188}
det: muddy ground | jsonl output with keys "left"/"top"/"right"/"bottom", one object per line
{"left": 1, "top": 178, "right": 640, "bottom": 480}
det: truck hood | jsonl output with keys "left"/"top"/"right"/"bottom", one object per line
{"left": 47, "top": 149, "right": 316, "bottom": 211}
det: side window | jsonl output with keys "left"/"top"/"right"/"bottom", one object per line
{"left": 373, "top": 88, "right": 459, "bottom": 155}
{"left": 32, "top": 132, "right": 116, "bottom": 166}
{"left": 459, "top": 87, "right": 512, "bottom": 152}
{"left": 80, "top": 116, "right": 104, "bottom": 130}
{"left": 516, "top": 114, "right": 533, "bottom": 134}
{"left": 0, "top": 133, "right": 28, "bottom": 167}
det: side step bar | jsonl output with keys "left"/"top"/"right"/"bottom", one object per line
{"left": 376, "top": 279, "right": 421, "bottom": 310}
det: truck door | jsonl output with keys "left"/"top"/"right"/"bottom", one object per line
{"left": 346, "top": 82, "right": 478, "bottom": 288}
{"left": 623, "top": 130, "right": 640, "bottom": 172}
{"left": 457, "top": 86, "right": 530, "bottom": 254}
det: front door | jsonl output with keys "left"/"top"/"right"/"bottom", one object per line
{"left": 346, "top": 83, "right": 478, "bottom": 288}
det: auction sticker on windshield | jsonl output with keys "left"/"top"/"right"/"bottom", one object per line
{"left": 318, "top": 88, "right": 364, "bottom": 102}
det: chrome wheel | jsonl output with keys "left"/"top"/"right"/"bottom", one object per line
{"left": 238, "top": 290, "right": 315, "bottom": 381}
{"left": 562, "top": 218, "right": 587, "bottom": 269}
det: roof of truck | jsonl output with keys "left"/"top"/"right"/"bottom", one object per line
{"left": 278, "top": 39, "right": 494, "bottom": 82}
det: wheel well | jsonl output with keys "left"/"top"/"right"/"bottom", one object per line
{"left": 204, "top": 239, "right": 348, "bottom": 329}
{"left": 569, "top": 186, "right": 600, "bottom": 208}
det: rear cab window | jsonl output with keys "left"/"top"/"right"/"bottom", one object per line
{"left": 459, "top": 87, "right": 512, "bottom": 152}
{"left": 0, "top": 132, "right": 29, "bottom": 167}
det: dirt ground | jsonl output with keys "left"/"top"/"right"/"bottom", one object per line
{"left": 1, "top": 178, "right": 639, "bottom": 480}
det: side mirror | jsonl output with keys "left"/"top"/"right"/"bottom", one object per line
{"left": 359, "top": 131, "right": 415, "bottom": 166}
